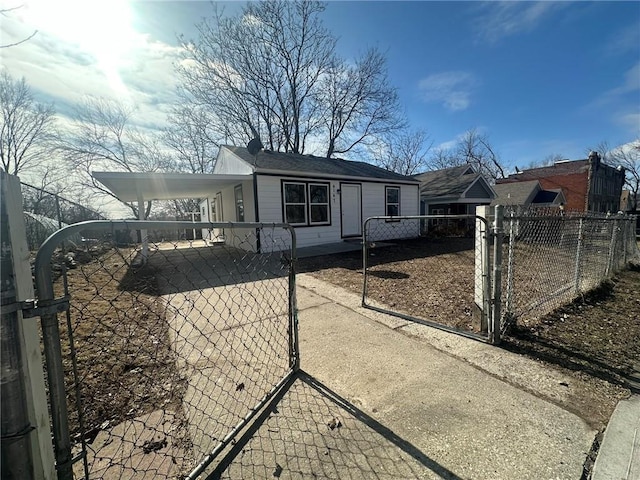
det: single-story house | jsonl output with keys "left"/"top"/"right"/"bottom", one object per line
{"left": 491, "top": 180, "right": 566, "bottom": 210}
{"left": 93, "top": 145, "right": 420, "bottom": 252}
{"left": 414, "top": 164, "right": 496, "bottom": 232}
{"left": 200, "top": 146, "right": 420, "bottom": 250}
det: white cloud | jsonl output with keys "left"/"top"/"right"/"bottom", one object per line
{"left": 1, "top": 5, "right": 184, "bottom": 132}
{"left": 418, "top": 71, "right": 478, "bottom": 112}
{"left": 473, "top": 1, "right": 565, "bottom": 44}
{"left": 602, "top": 23, "right": 640, "bottom": 56}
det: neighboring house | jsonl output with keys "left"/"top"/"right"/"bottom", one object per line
{"left": 200, "top": 145, "right": 421, "bottom": 250}
{"left": 497, "top": 152, "right": 625, "bottom": 213}
{"left": 491, "top": 180, "right": 566, "bottom": 209}
{"left": 414, "top": 164, "right": 496, "bottom": 232}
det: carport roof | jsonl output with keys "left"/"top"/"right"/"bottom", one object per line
{"left": 92, "top": 171, "right": 252, "bottom": 202}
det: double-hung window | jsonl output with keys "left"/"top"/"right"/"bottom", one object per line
{"left": 385, "top": 186, "right": 400, "bottom": 216}
{"left": 283, "top": 181, "right": 330, "bottom": 226}
{"left": 309, "top": 183, "right": 329, "bottom": 225}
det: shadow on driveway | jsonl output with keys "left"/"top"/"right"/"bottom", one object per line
{"left": 207, "top": 370, "right": 462, "bottom": 480}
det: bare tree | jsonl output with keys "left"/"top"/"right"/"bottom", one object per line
{"left": 605, "top": 139, "right": 640, "bottom": 211}
{"left": 58, "top": 97, "right": 172, "bottom": 219}
{"left": 374, "top": 129, "right": 432, "bottom": 175}
{"left": 176, "top": 1, "right": 402, "bottom": 158}
{"left": 1, "top": 71, "right": 55, "bottom": 175}
{"left": 164, "top": 104, "right": 220, "bottom": 174}
{"left": 321, "top": 49, "right": 404, "bottom": 158}
{"left": 427, "top": 128, "right": 506, "bottom": 181}
{"left": 0, "top": 6, "right": 38, "bottom": 48}
{"left": 178, "top": 1, "right": 334, "bottom": 153}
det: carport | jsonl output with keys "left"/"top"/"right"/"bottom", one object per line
{"left": 92, "top": 171, "right": 252, "bottom": 258}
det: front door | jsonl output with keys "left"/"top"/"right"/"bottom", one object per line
{"left": 341, "top": 183, "right": 362, "bottom": 237}
{"left": 212, "top": 192, "right": 225, "bottom": 241}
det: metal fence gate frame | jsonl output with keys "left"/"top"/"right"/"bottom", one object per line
{"left": 33, "top": 220, "right": 299, "bottom": 480}
{"left": 361, "top": 211, "right": 502, "bottom": 344}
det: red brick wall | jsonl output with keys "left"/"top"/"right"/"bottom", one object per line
{"left": 537, "top": 172, "right": 589, "bottom": 211}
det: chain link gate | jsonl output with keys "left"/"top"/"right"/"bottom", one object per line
{"left": 33, "top": 220, "right": 298, "bottom": 479}
{"left": 362, "top": 213, "right": 499, "bottom": 343}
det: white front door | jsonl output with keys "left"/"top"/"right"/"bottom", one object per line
{"left": 341, "top": 183, "right": 362, "bottom": 237}
{"left": 212, "top": 192, "right": 225, "bottom": 241}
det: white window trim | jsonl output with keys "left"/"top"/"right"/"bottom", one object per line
{"left": 308, "top": 183, "right": 330, "bottom": 226}
{"left": 283, "top": 181, "right": 308, "bottom": 226}
{"left": 385, "top": 186, "right": 400, "bottom": 217}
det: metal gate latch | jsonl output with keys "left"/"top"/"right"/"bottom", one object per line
{"left": 20, "top": 297, "right": 70, "bottom": 318}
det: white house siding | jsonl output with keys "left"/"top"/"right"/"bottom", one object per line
{"left": 257, "top": 175, "right": 419, "bottom": 251}
{"left": 213, "top": 148, "right": 253, "bottom": 175}
{"left": 362, "top": 182, "right": 420, "bottom": 242}
{"left": 200, "top": 179, "right": 258, "bottom": 251}
{"left": 256, "top": 175, "right": 342, "bottom": 251}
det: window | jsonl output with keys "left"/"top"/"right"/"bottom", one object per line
{"left": 282, "top": 181, "right": 330, "bottom": 226}
{"left": 309, "top": 183, "right": 329, "bottom": 224}
{"left": 234, "top": 185, "right": 244, "bottom": 221}
{"left": 386, "top": 186, "right": 400, "bottom": 216}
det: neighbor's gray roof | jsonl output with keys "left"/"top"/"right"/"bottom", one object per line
{"left": 224, "top": 145, "right": 419, "bottom": 183}
{"left": 414, "top": 164, "right": 479, "bottom": 197}
{"left": 492, "top": 180, "right": 541, "bottom": 206}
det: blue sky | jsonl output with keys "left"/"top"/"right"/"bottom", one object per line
{"left": 2, "top": 0, "right": 639, "bottom": 171}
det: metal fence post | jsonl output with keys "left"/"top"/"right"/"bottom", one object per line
{"left": 574, "top": 218, "right": 584, "bottom": 295}
{"left": 491, "top": 206, "right": 504, "bottom": 345}
{"left": 474, "top": 206, "right": 490, "bottom": 333}
{"left": 362, "top": 218, "right": 370, "bottom": 307}
{"left": 504, "top": 212, "right": 515, "bottom": 321}
{"left": 606, "top": 218, "right": 618, "bottom": 277}
{"left": 34, "top": 269, "right": 74, "bottom": 479}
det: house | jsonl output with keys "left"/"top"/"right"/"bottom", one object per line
{"left": 497, "top": 152, "right": 625, "bottom": 213}
{"left": 199, "top": 145, "right": 421, "bottom": 250}
{"left": 414, "top": 164, "right": 496, "bottom": 233}
{"left": 491, "top": 180, "right": 566, "bottom": 210}
{"left": 93, "top": 147, "right": 420, "bottom": 253}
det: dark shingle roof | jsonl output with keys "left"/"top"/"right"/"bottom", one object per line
{"left": 414, "top": 164, "right": 478, "bottom": 197}
{"left": 498, "top": 160, "right": 590, "bottom": 183}
{"left": 224, "top": 146, "right": 418, "bottom": 183}
{"left": 492, "top": 180, "right": 540, "bottom": 206}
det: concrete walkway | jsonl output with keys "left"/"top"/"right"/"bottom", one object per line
{"left": 592, "top": 395, "right": 640, "bottom": 480}
{"left": 215, "top": 273, "right": 597, "bottom": 479}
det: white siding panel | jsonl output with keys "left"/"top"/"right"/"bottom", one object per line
{"left": 213, "top": 147, "right": 253, "bottom": 174}
{"left": 256, "top": 175, "right": 343, "bottom": 250}
{"left": 362, "top": 183, "right": 420, "bottom": 242}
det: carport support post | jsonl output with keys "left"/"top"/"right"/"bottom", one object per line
{"left": 474, "top": 206, "right": 490, "bottom": 333}
{"left": 137, "top": 192, "right": 148, "bottom": 262}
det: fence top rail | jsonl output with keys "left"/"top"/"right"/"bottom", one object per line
{"left": 505, "top": 214, "right": 636, "bottom": 222}
{"left": 33, "top": 219, "right": 295, "bottom": 300}
{"left": 365, "top": 214, "right": 482, "bottom": 221}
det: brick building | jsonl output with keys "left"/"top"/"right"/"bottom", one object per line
{"left": 497, "top": 152, "right": 626, "bottom": 213}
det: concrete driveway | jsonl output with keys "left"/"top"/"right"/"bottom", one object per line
{"left": 205, "top": 273, "right": 595, "bottom": 479}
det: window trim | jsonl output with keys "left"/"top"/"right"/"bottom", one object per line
{"left": 385, "top": 186, "right": 401, "bottom": 218}
{"left": 281, "top": 180, "right": 331, "bottom": 227}
{"left": 234, "top": 184, "right": 245, "bottom": 222}
{"left": 308, "top": 182, "right": 330, "bottom": 226}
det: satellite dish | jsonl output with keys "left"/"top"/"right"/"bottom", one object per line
{"left": 247, "top": 138, "right": 263, "bottom": 156}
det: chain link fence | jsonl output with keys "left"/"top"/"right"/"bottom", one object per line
{"left": 501, "top": 210, "right": 640, "bottom": 331}
{"left": 34, "top": 221, "right": 298, "bottom": 479}
{"left": 20, "top": 182, "right": 104, "bottom": 250}
{"left": 362, "top": 215, "right": 492, "bottom": 341}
